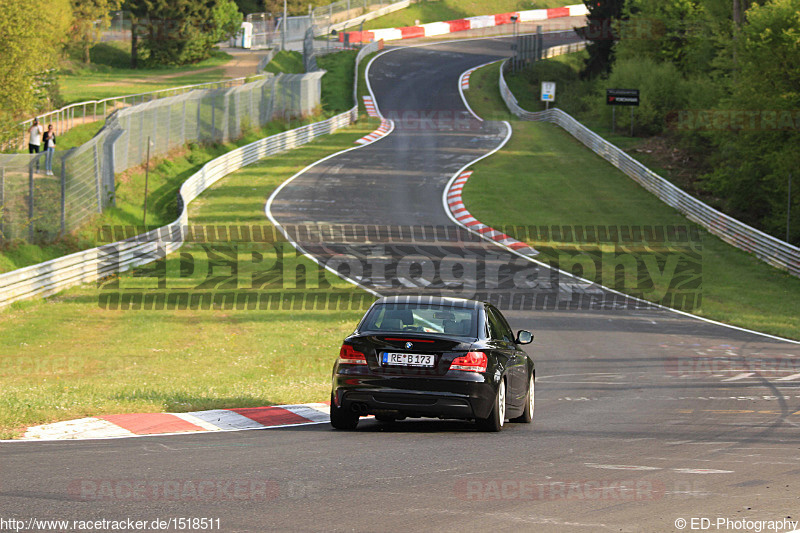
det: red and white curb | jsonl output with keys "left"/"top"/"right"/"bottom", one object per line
{"left": 355, "top": 118, "right": 392, "bottom": 144}
{"left": 461, "top": 66, "right": 478, "bottom": 90}
{"left": 355, "top": 95, "right": 393, "bottom": 145}
{"left": 363, "top": 95, "right": 379, "bottom": 118}
{"left": 447, "top": 170, "right": 539, "bottom": 256}
{"left": 341, "top": 4, "right": 588, "bottom": 44}
{"left": 17, "top": 403, "right": 332, "bottom": 441}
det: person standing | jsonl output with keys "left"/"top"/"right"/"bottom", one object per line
{"left": 42, "top": 124, "right": 56, "bottom": 176}
{"left": 28, "top": 118, "right": 43, "bottom": 154}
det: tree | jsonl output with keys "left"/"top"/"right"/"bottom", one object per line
{"left": 124, "top": 0, "right": 242, "bottom": 68}
{"left": 705, "top": 0, "right": 800, "bottom": 242}
{"left": 263, "top": 0, "right": 331, "bottom": 17}
{"left": 208, "top": 0, "right": 245, "bottom": 48}
{"left": 233, "top": 0, "right": 263, "bottom": 15}
{"left": 0, "top": 0, "right": 72, "bottom": 149}
{"left": 70, "top": 0, "right": 122, "bottom": 64}
{"left": 576, "top": 0, "right": 626, "bottom": 79}
{"left": 614, "top": 0, "right": 705, "bottom": 76}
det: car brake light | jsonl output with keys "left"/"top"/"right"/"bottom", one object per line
{"left": 450, "top": 351, "right": 487, "bottom": 372}
{"left": 338, "top": 344, "right": 367, "bottom": 365}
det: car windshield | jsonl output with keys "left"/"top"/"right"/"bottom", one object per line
{"left": 360, "top": 303, "right": 477, "bottom": 337}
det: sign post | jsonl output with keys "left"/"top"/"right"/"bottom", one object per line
{"left": 606, "top": 88, "right": 640, "bottom": 135}
{"left": 541, "top": 81, "right": 556, "bottom": 110}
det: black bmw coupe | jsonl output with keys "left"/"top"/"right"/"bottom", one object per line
{"left": 330, "top": 296, "right": 535, "bottom": 431}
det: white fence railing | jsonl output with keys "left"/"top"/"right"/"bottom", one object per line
{"left": 19, "top": 75, "right": 271, "bottom": 144}
{"left": 0, "top": 40, "right": 382, "bottom": 309}
{"left": 498, "top": 59, "right": 800, "bottom": 277}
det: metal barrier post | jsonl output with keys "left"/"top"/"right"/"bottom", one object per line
{"left": 60, "top": 155, "right": 66, "bottom": 234}
{"left": 211, "top": 96, "right": 216, "bottom": 141}
{"left": 166, "top": 100, "right": 172, "bottom": 150}
{"left": 94, "top": 143, "right": 102, "bottom": 213}
{"left": 0, "top": 167, "right": 5, "bottom": 239}
{"left": 182, "top": 100, "right": 187, "bottom": 145}
{"left": 28, "top": 162, "right": 34, "bottom": 241}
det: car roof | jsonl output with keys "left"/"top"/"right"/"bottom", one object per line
{"left": 372, "top": 295, "right": 484, "bottom": 310}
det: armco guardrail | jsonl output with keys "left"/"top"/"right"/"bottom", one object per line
{"left": 498, "top": 58, "right": 800, "bottom": 277}
{"left": 0, "top": 40, "right": 381, "bottom": 309}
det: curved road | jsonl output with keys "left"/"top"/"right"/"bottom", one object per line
{"left": 3, "top": 37, "right": 799, "bottom": 533}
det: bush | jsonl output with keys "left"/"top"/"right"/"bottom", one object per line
{"left": 604, "top": 58, "right": 689, "bottom": 135}
{"left": 505, "top": 51, "right": 597, "bottom": 116}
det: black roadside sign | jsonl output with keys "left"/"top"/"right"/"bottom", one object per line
{"left": 607, "top": 89, "right": 640, "bottom": 106}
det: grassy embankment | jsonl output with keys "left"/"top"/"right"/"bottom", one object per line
{"left": 462, "top": 60, "right": 800, "bottom": 340}
{"left": 0, "top": 50, "right": 359, "bottom": 273}
{"left": 0, "top": 49, "right": 380, "bottom": 439}
{"left": 59, "top": 42, "right": 234, "bottom": 105}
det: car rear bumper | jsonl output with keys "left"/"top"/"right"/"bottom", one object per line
{"left": 333, "top": 373, "right": 497, "bottom": 420}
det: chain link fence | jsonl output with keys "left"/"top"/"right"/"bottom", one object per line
{"left": 0, "top": 39, "right": 383, "bottom": 307}
{"left": 18, "top": 75, "right": 271, "bottom": 148}
{"left": 1, "top": 72, "right": 324, "bottom": 244}
{"left": 311, "top": 0, "right": 411, "bottom": 34}
{"left": 246, "top": 14, "right": 313, "bottom": 49}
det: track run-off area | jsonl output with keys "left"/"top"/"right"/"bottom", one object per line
{"left": 3, "top": 36, "right": 800, "bottom": 532}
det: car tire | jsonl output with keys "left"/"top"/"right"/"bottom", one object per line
{"left": 511, "top": 371, "right": 534, "bottom": 423}
{"left": 476, "top": 378, "right": 506, "bottom": 432}
{"left": 330, "top": 394, "right": 359, "bottom": 430}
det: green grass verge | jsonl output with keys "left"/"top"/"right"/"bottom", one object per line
{"left": 462, "top": 62, "right": 800, "bottom": 340}
{"left": 0, "top": 47, "right": 381, "bottom": 438}
{"left": 261, "top": 50, "right": 305, "bottom": 75}
{"left": 363, "top": 0, "right": 567, "bottom": 29}
{"left": 318, "top": 50, "right": 358, "bottom": 113}
{"left": 58, "top": 44, "right": 233, "bottom": 105}
{"left": 0, "top": 120, "right": 377, "bottom": 439}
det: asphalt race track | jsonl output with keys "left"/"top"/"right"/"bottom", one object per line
{"left": 2, "top": 36, "right": 800, "bottom": 533}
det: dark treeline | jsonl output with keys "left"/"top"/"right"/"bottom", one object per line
{"left": 562, "top": 0, "right": 799, "bottom": 244}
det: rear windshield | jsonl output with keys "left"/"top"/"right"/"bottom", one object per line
{"left": 360, "top": 303, "right": 477, "bottom": 337}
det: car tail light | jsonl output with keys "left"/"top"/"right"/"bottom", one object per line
{"left": 450, "top": 351, "right": 487, "bottom": 372}
{"left": 338, "top": 344, "right": 367, "bottom": 365}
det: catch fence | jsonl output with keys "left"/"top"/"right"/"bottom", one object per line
{"left": 2, "top": 72, "right": 324, "bottom": 243}
{"left": 0, "top": 40, "right": 383, "bottom": 308}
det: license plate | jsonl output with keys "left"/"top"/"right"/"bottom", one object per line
{"left": 382, "top": 352, "right": 435, "bottom": 367}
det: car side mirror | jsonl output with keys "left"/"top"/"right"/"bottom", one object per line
{"left": 516, "top": 330, "right": 533, "bottom": 344}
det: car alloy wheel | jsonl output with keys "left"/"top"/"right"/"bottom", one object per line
{"left": 512, "top": 371, "right": 534, "bottom": 423}
{"left": 477, "top": 379, "right": 505, "bottom": 432}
